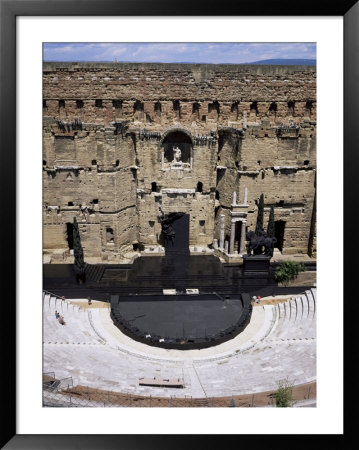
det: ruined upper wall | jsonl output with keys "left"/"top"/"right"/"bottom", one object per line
{"left": 43, "top": 62, "right": 316, "bottom": 101}
{"left": 43, "top": 62, "right": 316, "bottom": 128}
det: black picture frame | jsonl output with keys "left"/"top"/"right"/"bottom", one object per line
{"left": 1, "top": 0, "right": 356, "bottom": 448}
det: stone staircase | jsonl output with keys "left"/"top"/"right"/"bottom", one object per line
{"left": 85, "top": 264, "right": 105, "bottom": 282}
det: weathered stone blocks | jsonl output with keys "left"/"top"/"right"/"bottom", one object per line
{"left": 43, "top": 63, "right": 316, "bottom": 261}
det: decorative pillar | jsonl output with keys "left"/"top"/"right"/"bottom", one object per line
{"left": 239, "top": 220, "right": 247, "bottom": 255}
{"left": 232, "top": 191, "right": 237, "bottom": 206}
{"left": 161, "top": 151, "right": 164, "bottom": 169}
{"left": 224, "top": 240, "right": 229, "bottom": 254}
{"left": 244, "top": 187, "right": 248, "bottom": 205}
{"left": 229, "top": 220, "right": 236, "bottom": 254}
{"left": 190, "top": 156, "right": 193, "bottom": 170}
{"left": 219, "top": 214, "right": 225, "bottom": 250}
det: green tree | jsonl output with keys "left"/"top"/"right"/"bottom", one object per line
{"left": 275, "top": 378, "right": 296, "bottom": 407}
{"left": 267, "top": 205, "right": 275, "bottom": 238}
{"left": 274, "top": 261, "right": 306, "bottom": 285}
{"left": 255, "top": 194, "right": 264, "bottom": 235}
{"left": 73, "top": 216, "right": 85, "bottom": 278}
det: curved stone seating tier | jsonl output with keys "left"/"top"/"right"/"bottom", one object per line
{"left": 43, "top": 290, "right": 316, "bottom": 398}
{"left": 43, "top": 293, "right": 82, "bottom": 314}
{"left": 270, "top": 291, "right": 316, "bottom": 341}
{"left": 305, "top": 289, "right": 316, "bottom": 320}
{"left": 43, "top": 294, "right": 104, "bottom": 346}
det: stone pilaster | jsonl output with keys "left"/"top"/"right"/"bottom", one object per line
{"left": 219, "top": 214, "right": 225, "bottom": 250}
{"left": 240, "top": 220, "right": 247, "bottom": 255}
{"left": 243, "top": 187, "right": 248, "bottom": 205}
{"left": 229, "top": 221, "right": 236, "bottom": 254}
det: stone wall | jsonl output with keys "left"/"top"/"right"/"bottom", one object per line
{"left": 43, "top": 63, "right": 316, "bottom": 129}
{"left": 43, "top": 63, "right": 316, "bottom": 261}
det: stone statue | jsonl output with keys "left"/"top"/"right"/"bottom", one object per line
{"left": 246, "top": 229, "right": 277, "bottom": 257}
{"left": 158, "top": 208, "right": 185, "bottom": 246}
{"left": 263, "top": 235, "right": 277, "bottom": 257}
{"left": 246, "top": 230, "right": 262, "bottom": 256}
{"left": 173, "top": 146, "right": 181, "bottom": 162}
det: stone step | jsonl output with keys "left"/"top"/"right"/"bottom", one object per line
{"left": 277, "top": 302, "right": 285, "bottom": 321}
{"left": 288, "top": 298, "right": 297, "bottom": 323}
{"left": 296, "top": 296, "right": 303, "bottom": 321}
{"left": 85, "top": 264, "right": 106, "bottom": 282}
{"left": 301, "top": 293, "right": 309, "bottom": 320}
{"left": 183, "top": 363, "right": 207, "bottom": 397}
{"left": 305, "top": 290, "right": 316, "bottom": 320}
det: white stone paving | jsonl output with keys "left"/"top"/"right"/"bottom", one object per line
{"left": 43, "top": 289, "right": 316, "bottom": 398}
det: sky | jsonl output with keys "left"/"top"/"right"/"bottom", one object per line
{"left": 43, "top": 43, "right": 316, "bottom": 64}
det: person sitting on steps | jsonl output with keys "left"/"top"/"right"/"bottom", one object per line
{"left": 58, "top": 314, "right": 66, "bottom": 325}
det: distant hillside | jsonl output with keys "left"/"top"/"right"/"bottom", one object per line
{"left": 44, "top": 59, "right": 317, "bottom": 66}
{"left": 246, "top": 58, "right": 316, "bottom": 66}
{"left": 154, "top": 59, "right": 316, "bottom": 66}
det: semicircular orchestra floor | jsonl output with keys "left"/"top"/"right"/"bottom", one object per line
{"left": 110, "top": 293, "right": 252, "bottom": 350}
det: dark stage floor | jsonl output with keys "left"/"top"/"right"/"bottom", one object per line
{"left": 112, "top": 294, "right": 243, "bottom": 340}
{"left": 43, "top": 256, "right": 314, "bottom": 301}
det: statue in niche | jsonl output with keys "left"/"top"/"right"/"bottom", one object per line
{"left": 172, "top": 146, "right": 182, "bottom": 163}
{"left": 246, "top": 229, "right": 277, "bottom": 257}
{"left": 158, "top": 207, "right": 185, "bottom": 246}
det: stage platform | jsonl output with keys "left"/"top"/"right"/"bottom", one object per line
{"left": 43, "top": 251, "right": 315, "bottom": 350}
{"left": 110, "top": 292, "right": 252, "bottom": 350}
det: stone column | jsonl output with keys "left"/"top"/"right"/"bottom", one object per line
{"left": 224, "top": 240, "right": 229, "bottom": 254}
{"left": 190, "top": 156, "right": 193, "bottom": 170}
{"left": 243, "top": 187, "right": 248, "bottom": 205}
{"left": 219, "top": 214, "right": 225, "bottom": 250}
{"left": 161, "top": 151, "right": 164, "bottom": 169}
{"left": 213, "top": 239, "right": 218, "bottom": 249}
{"left": 232, "top": 191, "right": 237, "bottom": 206}
{"left": 239, "top": 220, "right": 247, "bottom": 255}
{"left": 229, "top": 220, "right": 236, "bottom": 254}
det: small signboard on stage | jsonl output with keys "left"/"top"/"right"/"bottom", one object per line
{"left": 186, "top": 289, "right": 199, "bottom": 295}
{"left": 163, "top": 289, "right": 177, "bottom": 295}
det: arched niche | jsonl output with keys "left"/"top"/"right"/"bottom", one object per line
{"left": 161, "top": 129, "right": 193, "bottom": 164}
